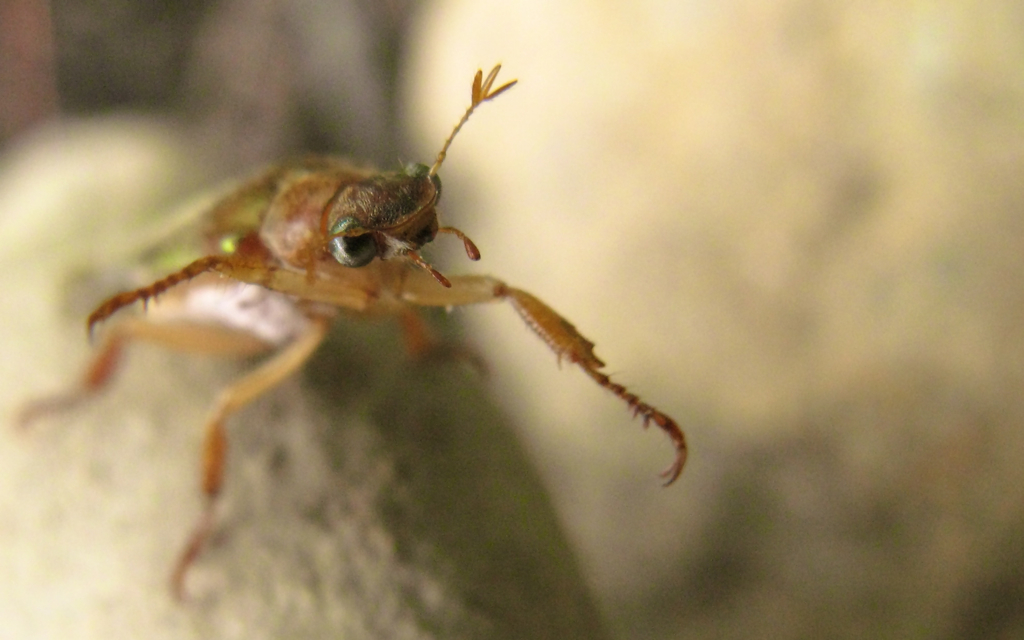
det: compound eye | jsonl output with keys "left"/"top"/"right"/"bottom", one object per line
{"left": 328, "top": 233, "right": 376, "bottom": 267}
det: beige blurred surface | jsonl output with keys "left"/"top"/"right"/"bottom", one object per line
{"left": 403, "top": 1, "right": 1024, "bottom": 638}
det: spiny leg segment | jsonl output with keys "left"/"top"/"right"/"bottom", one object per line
{"left": 500, "top": 286, "right": 687, "bottom": 484}
{"left": 87, "top": 256, "right": 233, "bottom": 337}
{"left": 400, "top": 273, "right": 688, "bottom": 484}
{"left": 87, "top": 253, "right": 377, "bottom": 338}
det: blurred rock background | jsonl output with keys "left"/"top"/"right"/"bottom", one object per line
{"left": 2, "top": 0, "right": 1023, "bottom": 639}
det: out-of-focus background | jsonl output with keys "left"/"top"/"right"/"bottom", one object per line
{"left": 2, "top": 0, "right": 1024, "bottom": 638}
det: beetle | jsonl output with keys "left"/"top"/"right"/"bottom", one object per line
{"left": 17, "top": 65, "right": 687, "bottom": 598}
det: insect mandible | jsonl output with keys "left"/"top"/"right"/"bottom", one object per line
{"left": 17, "top": 65, "right": 687, "bottom": 598}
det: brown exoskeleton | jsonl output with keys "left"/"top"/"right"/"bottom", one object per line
{"left": 18, "top": 65, "right": 687, "bottom": 598}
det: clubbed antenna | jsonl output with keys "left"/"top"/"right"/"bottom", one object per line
{"left": 429, "top": 64, "right": 517, "bottom": 176}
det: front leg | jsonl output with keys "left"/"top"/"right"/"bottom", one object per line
{"left": 88, "top": 256, "right": 232, "bottom": 336}
{"left": 88, "top": 254, "right": 376, "bottom": 335}
{"left": 401, "top": 274, "right": 687, "bottom": 484}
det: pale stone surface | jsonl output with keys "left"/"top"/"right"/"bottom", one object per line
{"left": 403, "top": 1, "right": 1024, "bottom": 638}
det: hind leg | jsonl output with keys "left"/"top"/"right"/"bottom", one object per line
{"left": 170, "top": 313, "right": 331, "bottom": 599}
{"left": 15, "top": 316, "right": 273, "bottom": 429}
